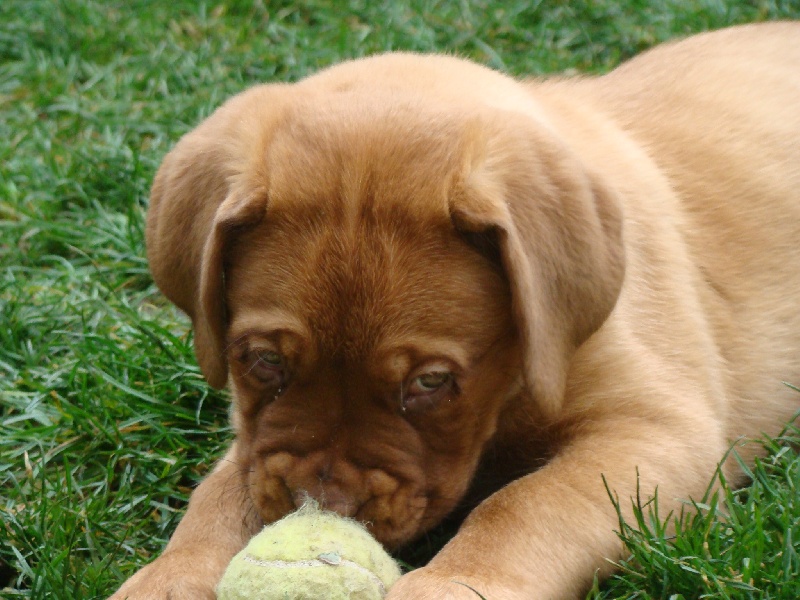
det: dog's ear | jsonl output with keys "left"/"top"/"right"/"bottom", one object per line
{"left": 146, "top": 88, "right": 274, "bottom": 388}
{"left": 450, "top": 119, "right": 625, "bottom": 419}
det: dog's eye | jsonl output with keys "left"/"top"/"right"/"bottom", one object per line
{"left": 257, "top": 350, "right": 282, "bottom": 366}
{"left": 401, "top": 371, "right": 455, "bottom": 413}
{"left": 410, "top": 372, "right": 452, "bottom": 393}
{"left": 244, "top": 349, "right": 286, "bottom": 390}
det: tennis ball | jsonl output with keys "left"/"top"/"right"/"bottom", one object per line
{"left": 216, "top": 501, "right": 402, "bottom": 600}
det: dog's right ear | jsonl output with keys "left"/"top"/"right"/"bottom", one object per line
{"left": 450, "top": 116, "right": 625, "bottom": 421}
{"left": 146, "top": 87, "right": 279, "bottom": 388}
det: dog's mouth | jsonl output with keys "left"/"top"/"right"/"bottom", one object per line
{"left": 243, "top": 447, "right": 450, "bottom": 548}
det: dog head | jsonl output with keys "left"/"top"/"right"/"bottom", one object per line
{"left": 147, "top": 54, "right": 624, "bottom": 547}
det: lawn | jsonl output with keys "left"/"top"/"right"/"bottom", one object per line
{"left": 1, "top": 1, "right": 799, "bottom": 598}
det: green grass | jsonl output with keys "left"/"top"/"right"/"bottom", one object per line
{"left": 593, "top": 416, "right": 800, "bottom": 600}
{"left": 1, "top": 1, "right": 799, "bottom": 598}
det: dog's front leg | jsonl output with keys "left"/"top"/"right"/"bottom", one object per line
{"left": 108, "top": 443, "right": 261, "bottom": 600}
{"left": 388, "top": 416, "right": 723, "bottom": 600}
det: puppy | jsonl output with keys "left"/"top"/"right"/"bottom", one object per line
{"left": 110, "top": 22, "right": 800, "bottom": 600}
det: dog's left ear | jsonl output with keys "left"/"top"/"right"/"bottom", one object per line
{"left": 146, "top": 86, "right": 276, "bottom": 388}
{"left": 450, "top": 118, "right": 625, "bottom": 420}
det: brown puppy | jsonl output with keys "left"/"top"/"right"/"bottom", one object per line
{"left": 111, "top": 22, "right": 800, "bottom": 600}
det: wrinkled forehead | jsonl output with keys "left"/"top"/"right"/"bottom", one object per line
{"left": 224, "top": 205, "right": 505, "bottom": 363}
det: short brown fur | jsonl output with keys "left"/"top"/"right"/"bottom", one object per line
{"left": 111, "top": 23, "right": 800, "bottom": 600}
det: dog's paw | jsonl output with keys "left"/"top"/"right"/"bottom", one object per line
{"left": 107, "top": 552, "right": 218, "bottom": 600}
{"left": 387, "top": 568, "right": 496, "bottom": 600}
{"left": 108, "top": 581, "right": 215, "bottom": 600}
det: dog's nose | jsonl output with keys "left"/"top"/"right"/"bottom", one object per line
{"left": 292, "top": 485, "right": 359, "bottom": 518}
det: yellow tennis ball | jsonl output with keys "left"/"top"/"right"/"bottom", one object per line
{"left": 216, "top": 502, "right": 402, "bottom": 600}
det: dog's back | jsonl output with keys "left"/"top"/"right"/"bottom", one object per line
{"left": 548, "top": 22, "right": 800, "bottom": 451}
